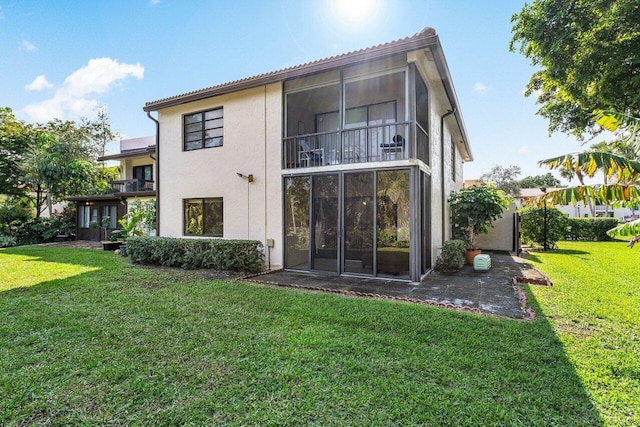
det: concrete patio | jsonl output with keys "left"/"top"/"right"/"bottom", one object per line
{"left": 245, "top": 252, "right": 546, "bottom": 319}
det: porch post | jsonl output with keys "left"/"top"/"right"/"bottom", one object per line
{"left": 409, "top": 166, "right": 421, "bottom": 282}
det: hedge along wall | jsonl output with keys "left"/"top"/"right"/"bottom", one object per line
{"left": 126, "top": 236, "right": 265, "bottom": 273}
{"left": 565, "top": 217, "right": 619, "bottom": 241}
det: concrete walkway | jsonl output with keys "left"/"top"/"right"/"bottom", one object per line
{"left": 246, "top": 252, "right": 546, "bottom": 319}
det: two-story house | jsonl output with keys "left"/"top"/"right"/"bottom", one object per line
{"left": 143, "top": 27, "right": 472, "bottom": 282}
{"left": 68, "top": 136, "right": 156, "bottom": 241}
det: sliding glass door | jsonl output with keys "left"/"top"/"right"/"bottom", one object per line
{"left": 312, "top": 174, "right": 339, "bottom": 272}
{"left": 285, "top": 168, "right": 416, "bottom": 280}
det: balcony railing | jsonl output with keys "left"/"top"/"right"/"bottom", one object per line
{"left": 110, "top": 179, "right": 155, "bottom": 193}
{"left": 283, "top": 122, "right": 418, "bottom": 170}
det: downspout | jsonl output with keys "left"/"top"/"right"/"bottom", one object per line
{"left": 441, "top": 108, "right": 456, "bottom": 244}
{"left": 146, "top": 111, "right": 160, "bottom": 236}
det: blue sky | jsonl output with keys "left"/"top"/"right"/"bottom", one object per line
{"left": 0, "top": 0, "right": 598, "bottom": 180}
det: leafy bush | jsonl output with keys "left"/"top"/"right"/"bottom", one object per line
{"left": 449, "top": 183, "right": 510, "bottom": 248}
{"left": 0, "top": 234, "right": 17, "bottom": 248}
{"left": 565, "top": 217, "right": 619, "bottom": 241}
{"left": 0, "top": 203, "right": 31, "bottom": 234}
{"left": 434, "top": 239, "right": 466, "bottom": 272}
{"left": 127, "top": 236, "right": 264, "bottom": 273}
{"left": 519, "top": 206, "right": 568, "bottom": 249}
{"left": 10, "top": 208, "right": 76, "bottom": 246}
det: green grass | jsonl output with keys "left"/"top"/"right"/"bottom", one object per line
{"left": 525, "top": 241, "right": 640, "bottom": 426}
{"left": 0, "top": 244, "right": 628, "bottom": 425}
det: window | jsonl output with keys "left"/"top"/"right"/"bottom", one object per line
{"left": 133, "top": 165, "right": 153, "bottom": 181}
{"left": 79, "top": 205, "right": 91, "bottom": 228}
{"left": 101, "top": 205, "right": 117, "bottom": 229}
{"left": 184, "top": 198, "right": 223, "bottom": 236}
{"left": 184, "top": 107, "right": 223, "bottom": 151}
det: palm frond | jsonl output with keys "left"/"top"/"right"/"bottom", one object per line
{"left": 540, "top": 151, "right": 640, "bottom": 181}
{"left": 593, "top": 110, "right": 640, "bottom": 151}
{"left": 530, "top": 184, "right": 640, "bottom": 207}
{"left": 607, "top": 218, "right": 640, "bottom": 238}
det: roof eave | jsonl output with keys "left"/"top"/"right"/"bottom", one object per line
{"left": 98, "top": 146, "right": 156, "bottom": 162}
{"left": 143, "top": 32, "right": 440, "bottom": 112}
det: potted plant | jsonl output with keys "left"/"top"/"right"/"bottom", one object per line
{"left": 117, "top": 209, "right": 145, "bottom": 256}
{"left": 448, "top": 183, "right": 509, "bottom": 264}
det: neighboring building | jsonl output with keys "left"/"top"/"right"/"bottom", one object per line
{"left": 519, "top": 188, "right": 638, "bottom": 221}
{"left": 68, "top": 136, "right": 156, "bottom": 241}
{"left": 143, "top": 28, "right": 473, "bottom": 282}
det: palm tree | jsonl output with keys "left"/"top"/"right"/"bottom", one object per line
{"left": 538, "top": 111, "right": 640, "bottom": 243}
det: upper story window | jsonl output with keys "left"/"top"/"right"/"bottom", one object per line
{"left": 133, "top": 164, "right": 153, "bottom": 181}
{"left": 184, "top": 107, "right": 223, "bottom": 151}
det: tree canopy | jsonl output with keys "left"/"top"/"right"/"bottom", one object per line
{"left": 0, "top": 107, "right": 119, "bottom": 216}
{"left": 479, "top": 164, "right": 521, "bottom": 197}
{"left": 519, "top": 173, "right": 561, "bottom": 189}
{"left": 510, "top": 0, "right": 640, "bottom": 138}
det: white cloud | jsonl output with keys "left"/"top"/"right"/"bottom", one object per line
{"left": 20, "top": 40, "right": 37, "bottom": 52}
{"left": 150, "top": 0, "right": 160, "bottom": 4}
{"left": 25, "top": 75, "right": 53, "bottom": 91}
{"left": 518, "top": 146, "right": 530, "bottom": 155}
{"left": 473, "top": 82, "right": 490, "bottom": 94}
{"left": 24, "top": 57, "right": 144, "bottom": 122}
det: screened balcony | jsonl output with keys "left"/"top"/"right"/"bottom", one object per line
{"left": 282, "top": 61, "right": 429, "bottom": 170}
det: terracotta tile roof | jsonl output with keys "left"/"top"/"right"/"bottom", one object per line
{"left": 144, "top": 27, "right": 437, "bottom": 111}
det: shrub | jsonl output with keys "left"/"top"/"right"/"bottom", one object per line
{"left": 566, "top": 217, "right": 619, "bottom": 241}
{"left": 519, "top": 206, "right": 568, "bottom": 249}
{"left": 11, "top": 214, "right": 75, "bottom": 246}
{"left": 127, "top": 236, "right": 265, "bottom": 273}
{"left": 0, "top": 203, "right": 31, "bottom": 234}
{"left": 0, "top": 234, "right": 17, "bottom": 248}
{"left": 434, "top": 239, "right": 466, "bottom": 272}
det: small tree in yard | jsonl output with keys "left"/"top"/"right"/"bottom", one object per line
{"left": 519, "top": 206, "right": 568, "bottom": 249}
{"left": 449, "top": 183, "right": 510, "bottom": 249}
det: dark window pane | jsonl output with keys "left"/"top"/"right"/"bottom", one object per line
{"left": 205, "top": 117, "right": 223, "bottom": 129}
{"left": 203, "top": 198, "right": 223, "bottom": 236}
{"left": 205, "top": 109, "right": 223, "bottom": 120}
{"left": 312, "top": 174, "right": 338, "bottom": 272}
{"left": 285, "top": 176, "right": 310, "bottom": 269}
{"left": 185, "top": 132, "right": 202, "bottom": 142}
{"left": 204, "top": 137, "right": 223, "bottom": 148}
{"left": 185, "top": 140, "right": 202, "bottom": 151}
{"left": 184, "top": 113, "right": 202, "bottom": 125}
{"left": 377, "top": 169, "right": 410, "bottom": 278}
{"left": 344, "top": 172, "right": 374, "bottom": 274}
{"left": 185, "top": 122, "right": 202, "bottom": 133}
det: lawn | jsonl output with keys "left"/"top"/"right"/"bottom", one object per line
{"left": 524, "top": 241, "right": 640, "bottom": 426}
{"left": 0, "top": 243, "right": 633, "bottom": 425}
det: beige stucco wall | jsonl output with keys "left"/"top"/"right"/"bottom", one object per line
{"left": 157, "top": 83, "right": 284, "bottom": 269}
{"left": 410, "top": 50, "right": 466, "bottom": 267}
{"left": 475, "top": 202, "right": 517, "bottom": 252}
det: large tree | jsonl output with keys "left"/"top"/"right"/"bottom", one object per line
{"left": 510, "top": 0, "right": 640, "bottom": 138}
{"left": 0, "top": 108, "right": 35, "bottom": 197}
{"left": 519, "top": 173, "right": 561, "bottom": 189}
{"left": 1, "top": 107, "right": 119, "bottom": 216}
{"left": 480, "top": 164, "right": 521, "bottom": 197}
